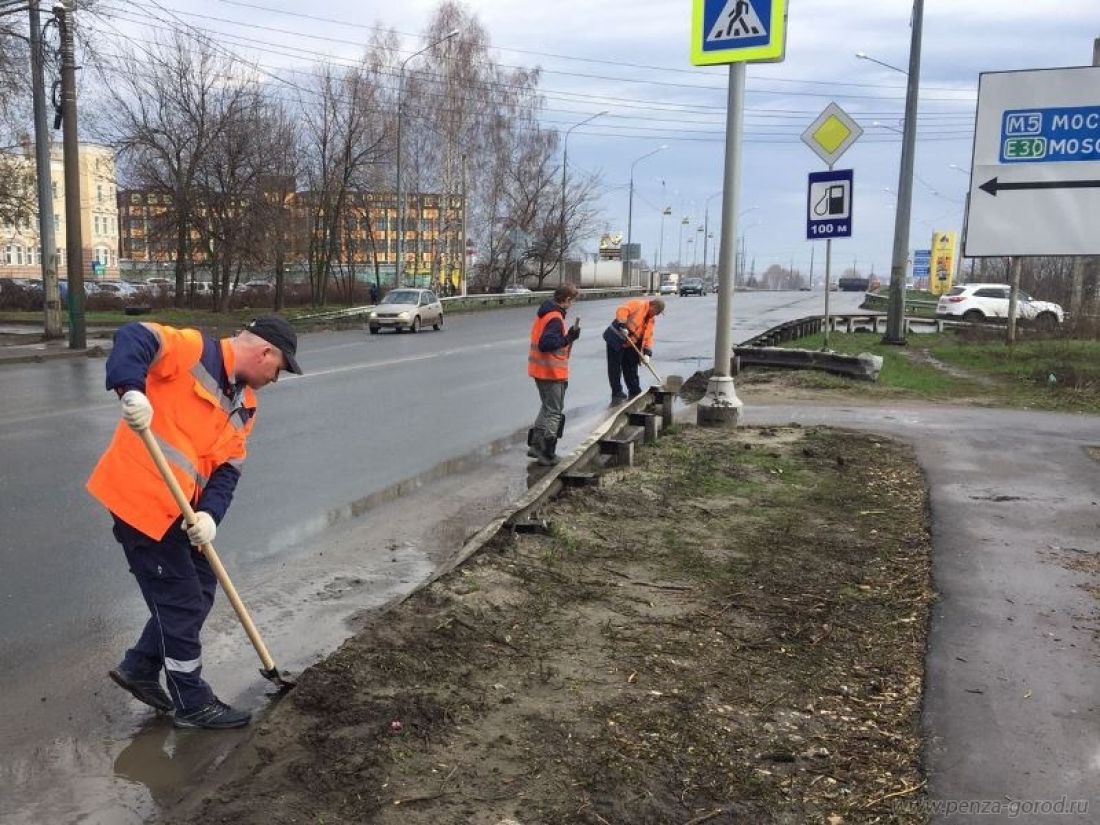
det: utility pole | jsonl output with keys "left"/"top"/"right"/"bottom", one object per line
{"left": 54, "top": 0, "right": 84, "bottom": 349}
{"left": 883, "top": 0, "right": 925, "bottom": 345}
{"left": 29, "top": 0, "right": 61, "bottom": 338}
{"left": 460, "top": 154, "right": 467, "bottom": 297}
{"left": 1006, "top": 257, "right": 1021, "bottom": 344}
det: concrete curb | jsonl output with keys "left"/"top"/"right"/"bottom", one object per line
{"left": 0, "top": 344, "right": 109, "bottom": 366}
{"left": 734, "top": 346, "right": 883, "bottom": 381}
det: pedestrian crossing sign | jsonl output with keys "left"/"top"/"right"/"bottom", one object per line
{"left": 691, "top": 0, "right": 787, "bottom": 65}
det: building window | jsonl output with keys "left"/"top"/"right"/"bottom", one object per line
{"left": 16, "top": 246, "right": 24, "bottom": 266}
{"left": 3, "top": 245, "right": 12, "bottom": 265}
{"left": 97, "top": 184, "right": 104, "bottom": 204}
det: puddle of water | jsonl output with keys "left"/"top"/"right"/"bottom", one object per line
{"left": 2, "top": 414, "right": 614, "bottom": 825}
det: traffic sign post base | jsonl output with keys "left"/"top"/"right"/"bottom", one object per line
{"left": 697, "top": 375, "right": 743, "bottom": 427}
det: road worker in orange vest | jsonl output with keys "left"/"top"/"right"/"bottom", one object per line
{"left": 87, "top": 316, "right": 301, "bottom": 729}
{"left": 603, "top": 297, "right": 664, "bottom": 403}
{"left": 527, "top": 283, "right": 581, "bottom": 466}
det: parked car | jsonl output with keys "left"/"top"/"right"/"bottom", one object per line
{"left": 368, "top": 288, "right": 444, "bottom": 334}
{"left": 679, "top": 277, "right": 705, "bottom": 296}
{"left": 658, "top": 281, "right": 677, "bottom": 295}
{"left": 0, "top": 278, "right": 44, "bottom": 310}
{"left": 142, "top": 277, "right": 175, "bottom": 297}
{"left": 504, "top": 284, "right": 532, "bottom": 294}
{"left": 936, "top": 283, "right": 1064, "bottom": 330}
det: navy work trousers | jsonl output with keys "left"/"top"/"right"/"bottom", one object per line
{"left": 113, "top": 516, "right": 217, "bottom": 711}
{"left": 606, "top": 342, "right": 642, "bottom": 398}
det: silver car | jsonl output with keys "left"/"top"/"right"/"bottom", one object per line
{"left": 368, "top": 288, "right": 445, "bottom": 334}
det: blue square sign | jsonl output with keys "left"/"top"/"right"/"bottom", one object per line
{"left": 806, "top": 169, "right": 853, "bottom": 240}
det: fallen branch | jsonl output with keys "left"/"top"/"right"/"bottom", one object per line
{"left": 861, "top": 779, "right": 926, "bottom": 808}
{"left": 683, "top": 809, "right": 726, "bottom": 825}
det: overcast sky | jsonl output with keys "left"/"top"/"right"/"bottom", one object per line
{"left": 85, "top": 0, "right": 1100, "bottom": 280}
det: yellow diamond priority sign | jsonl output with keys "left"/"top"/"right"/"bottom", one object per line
{"left": 801, "top": 103, "right": 863, "bottom": 167}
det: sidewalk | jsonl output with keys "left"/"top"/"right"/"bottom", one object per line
{"left": 0, "top": 325, "right": 113, "bottom": 366}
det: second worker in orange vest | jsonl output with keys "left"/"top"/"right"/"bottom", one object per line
{"left": 527, "top": 284, "right": 581, "bottom": 466}
{"left": 603, "top": 297, "right": 664, "bottom": 403}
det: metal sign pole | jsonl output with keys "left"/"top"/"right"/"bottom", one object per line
{"left": 697, "top": 62, "right": 745, "bottom": 426}
{"left": 822, "top": 160, "right": 834, "bottom": 349}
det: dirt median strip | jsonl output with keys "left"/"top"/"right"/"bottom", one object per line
{"left": 167, "top": 424, "right": 933, "bottom": 825}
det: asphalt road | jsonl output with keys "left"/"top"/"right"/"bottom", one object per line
{"left": 0, "top": 289, "right": 867, "bottom": 824}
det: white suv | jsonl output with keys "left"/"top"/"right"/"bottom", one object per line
{"left": 936, "top": 283, "right": 1063, "bottom": 330}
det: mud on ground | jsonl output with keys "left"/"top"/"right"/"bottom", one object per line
{"left": 168, "top": 425, "right": 933, "bottom": 825}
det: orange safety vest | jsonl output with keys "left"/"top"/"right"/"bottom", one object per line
{"left": 527, "top": 306, "right": 571, "bottom": 381}
{"left": 86, "top": 323, "right": 257, "bottom": 540}
{"left": 615, "top": 298, "right": 658, "bottom": 351}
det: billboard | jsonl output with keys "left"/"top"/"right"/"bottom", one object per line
{"left": 929, "top": 231, "right": 957, "bottom": 296}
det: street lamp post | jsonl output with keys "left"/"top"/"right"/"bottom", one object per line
{"left": 625, "top": 145, "right": 667, "bottom": 286}
{"left": 855, "top": 51, "right": 907, "bottom": 74}
{"left": 656, "top": 206, "right": 671, "bottom": 288}
{"left": 395, "top": 29, "right": 459, "bottom": 287}
{"left": 948, "top": 162, "right": 984, "bottom": 279}
{"left": 702, "top": 191, "right": 721, "bottom": 282}
{"left": 560, "top": 110, "right": 607, "bottom": 284}
{"left": 678, "top": 215, "right": 689, "bottom": 269}
{"left": 693, "top": 225, "right": 703, "bottom": 274}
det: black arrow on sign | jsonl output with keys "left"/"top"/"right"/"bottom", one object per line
{"left": 980, "top": 176, "right": 1100, "bottom": 196}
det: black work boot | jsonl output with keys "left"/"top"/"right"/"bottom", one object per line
{"left": 527, "top": 429, "right": 541, "bottom": 459}
{"left": 109, "top": 668, "right": 173, "bottom": 713}
{"left": 173, "top": 698, "right": 252, "bottom": 729}
{"left": 537, "top": 436, "right": 561, "bottom": 466}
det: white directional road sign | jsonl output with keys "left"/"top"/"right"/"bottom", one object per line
{"left": 965, "top": 66, "right": 1100, "bottom": 257}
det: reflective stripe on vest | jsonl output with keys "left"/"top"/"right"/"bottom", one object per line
{"left": 86, "top": 326, "right": 256, "bottom": 540}
{"left": 528, "top": 308, "right": 570, "bottom": 381}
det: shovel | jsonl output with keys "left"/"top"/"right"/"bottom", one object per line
{"left": 624, "top": 334, "right": 683, "bottom": 392}
{"left": 137, "top": 427, "right": 295, "bottom": 693}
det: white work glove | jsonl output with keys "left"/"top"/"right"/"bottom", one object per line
{"left": 185, "top": 511, "right": 217, "bottom": 547}
{"left": 615, "top": 325, "right": 630, "bottom": 340}
{"left": 641, "top": 354, "right": 651, "bottom": 365}
{"left": 120, "top": 389, "right": 153, "bottom": 432}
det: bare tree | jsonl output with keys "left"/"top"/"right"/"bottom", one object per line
{"left": 0, "top": 15, "right": 34, "bottom": 226}
{"left": 300, "top": 45, "right": 391, "bottom": 307}
{"left": 194, "top": 88, "right": 286, "bottom": 312}
{"left": 101, "top": 32, "right": 245, "bottom": 307}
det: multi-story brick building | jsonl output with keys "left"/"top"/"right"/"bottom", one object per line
{"left": 290, "top": 191, "right": 465, "bottom": 287}
{"left": 0, "top": 142, "right": 120, "bottom": 280}
{"left": 115, "top": 185, "right": 465, "bottom": 289}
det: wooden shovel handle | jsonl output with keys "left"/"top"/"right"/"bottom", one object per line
{"left": 137, "top": 427, "right": 276, "bottom": 672}
{"left": 625, "top": 334, "right": 665, "bottom": 385}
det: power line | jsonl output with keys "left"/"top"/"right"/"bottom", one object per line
{"left": 78, "top": 5, "right": 975, "bottom": 146}
{"left": 96, "top": 1, "right": 978, "bottom": 106}
{"left": 206, "top": 0, "right": 976, "bottom": 96}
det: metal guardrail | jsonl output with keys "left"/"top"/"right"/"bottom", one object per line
{"left": 289, "top": 286, "right": 644, "bottom": 325}
{"left": 860, "top": 291, "right": 938, "bottom": 315}
{"left": 740, "top": 312, "right": 956, "bottom": 348}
